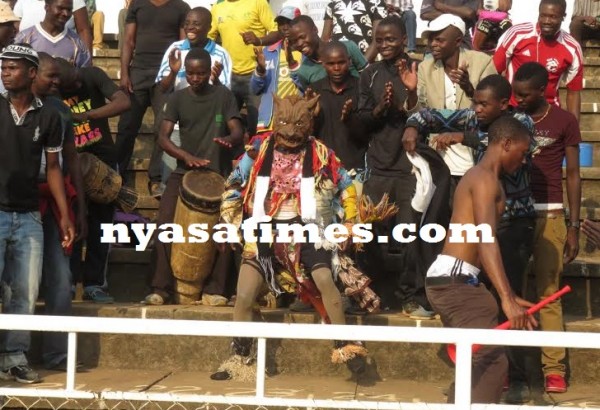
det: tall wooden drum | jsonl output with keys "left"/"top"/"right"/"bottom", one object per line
{"left": 170, "top": 169, "right": 225, "bottom": 304}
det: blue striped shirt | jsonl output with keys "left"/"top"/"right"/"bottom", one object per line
{"left": 155, "top": 39, "right": 233, "bottom": 90}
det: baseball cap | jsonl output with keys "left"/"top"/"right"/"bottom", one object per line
{"left": 0, "top": 44, "right": 39, "bottom": 67}
{"left": 422, "top": 14, "right": 466, "bottom": 37}
{"left": 275, "top": 5, "right": 301, "bottom": 24}
{"left": 0, "top": 2, "right": 20, "bottom": 24}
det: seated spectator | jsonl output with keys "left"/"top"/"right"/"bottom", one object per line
{"left": 13, "top": 0, "right": 92, "bottom": 53}
{"left": 15, "top": 0, "right": 91, "bottom": 67}
{"left": 420, "top": 0, "right": 478, "bottom": 48}
{"left": 144, "top": 48, "right": 243, "bottom": 306}
{"left": 288, "top": 15, "right": 367, "bottom": 89}
{"left": 473, "top": 0, "right": 512, "bottom": 53}
{"left": 251, "top": 5, "right": 303, "bottom": 133}
{"left": 384, "top": 0, "right": 417, "bottom": 54}
{"left": 570, "top": 0, "right": 600, "bottom": 44}
{"left": 321, "top": 0, "right": 387, "bottom": 62}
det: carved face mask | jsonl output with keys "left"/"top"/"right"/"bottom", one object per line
{"left": 272, "top": 95, "right": 319, "bottom": 149}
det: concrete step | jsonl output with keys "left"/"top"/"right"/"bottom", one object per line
{"left": 579, "top": 112, "right": 600, "bottom": 132}
{"left": 24, "top": 302, "right": 600, "bottom": 386}
{"left": 559, "top": 88, "right": 600, "bottom": 104}
{"left": 583, "top": 39, "right": 600, "bottom": 57}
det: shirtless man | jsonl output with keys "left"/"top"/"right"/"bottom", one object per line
{"left": 424, "top": 115, "right": 537, "bottom": 404}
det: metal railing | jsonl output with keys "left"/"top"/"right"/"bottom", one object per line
{"left": 1, "top": 314, "right": 599, "bottom": 409}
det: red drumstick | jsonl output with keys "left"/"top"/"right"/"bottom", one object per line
{"left": 447, "top": 285, "right": 572, "bottom": 364}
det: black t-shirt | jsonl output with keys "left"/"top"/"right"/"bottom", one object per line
{"left": 0, "top": 95, "right": 63, "bottom": 212}
{"left": 62, "top": 67, "right": 120, "bottom": 164}
{"left": 163, "top": 85, "right": 241, "bottom": 176}
{"left": 357, "top": 58, "right": 414, "bottom": 176}
{"left": 126, "top": 0, "right": 190, "bottom": 70}
{"left": 311, "top": 77, "right": 368, "bottom": 171}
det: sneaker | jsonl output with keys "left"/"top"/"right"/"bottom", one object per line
{"left": 202, "top": 293, "right": 228, "bottom": 306}
{"left": 505, "top": 381, "right": 530, "bottom": 404}
{"left": 83, "top": 287, "right": 114, "bottom": 304}
{"left": 148, "top": 181, "right": 164, "bottom": 198}
{"left": 402, "top": 301, "right": 434, "bottom": 320}
{"left": 545, "top": 374, "right": 567, "bottom": 393}
{"left": 142, "top": 293, "right": 166, "bottom": 306}
{"left": 0, "top": 365, "right": 42, "bottom": 384}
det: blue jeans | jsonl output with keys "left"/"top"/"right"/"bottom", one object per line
{"left": 41, "top": 211, "right": 73, "bottom": 368}
{"left": 402, "top": 10, "right": 417, "bottom": 52}
{"left": 0, "top": 210, "right": 44, "bottom": 370}
{"left": 161, "top": 128, "right": 181, "bottom": 186}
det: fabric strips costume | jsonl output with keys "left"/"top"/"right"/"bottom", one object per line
{"left": 212, "top": 95, "right": 386, "bottom": 381}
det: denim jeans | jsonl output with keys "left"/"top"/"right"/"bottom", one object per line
{"left": 402, "top": 10, "right": 417, "bottom": 52}
{"left": 0, "top": 210, "right": 44, "bottom": 370}
{"left": 161, "top": 128, "right": 181, "bottom": 186}
{"left": 41, "top": 211, "right": 73, "bottom": 368}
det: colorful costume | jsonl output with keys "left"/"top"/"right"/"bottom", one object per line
{"left": 212, "top": 95, "right": 381, "bottom": 381}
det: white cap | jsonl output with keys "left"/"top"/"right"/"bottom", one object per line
{"left": 422, "top": 14, "right": 466, "bottom": 37}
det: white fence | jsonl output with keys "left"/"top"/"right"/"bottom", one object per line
{"left": 0, "top": 314, "right": 599, "bottom": 409}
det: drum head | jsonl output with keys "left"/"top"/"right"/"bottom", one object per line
{"left": 180, "top": 169, "right": 225, "bottom": 213}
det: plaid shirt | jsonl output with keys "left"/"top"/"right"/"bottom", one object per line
{"left": 385, "top": 0, "right": 412, "bottom": 12}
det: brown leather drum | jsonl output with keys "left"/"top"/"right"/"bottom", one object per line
{"left": 79, "top": 152, "right": 121, "bottom": 203}
{"left": 170, "top": 169, "right": 225, "bottom": 304}
{"left": 79, "top": 152, "right": 139, "bottom": 212}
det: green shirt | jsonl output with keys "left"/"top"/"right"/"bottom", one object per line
{"left": 292, "top": 40, "right": 368, "bottom": 89}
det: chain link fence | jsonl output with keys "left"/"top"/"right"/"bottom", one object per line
{"left": 0, "top": 397, "right": 298, "bottom": 410}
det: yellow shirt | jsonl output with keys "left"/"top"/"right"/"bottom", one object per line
{"left": 209, "top": 0, "right": 278, "bottom": 75}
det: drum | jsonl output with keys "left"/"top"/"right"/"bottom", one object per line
{"left": 170, "top": 169, "right": 225, "bottom": 304}
{"left": 79, "top": 152, "right": 139, "bottom": 212}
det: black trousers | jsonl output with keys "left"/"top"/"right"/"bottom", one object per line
{"left": 115, "top": 67, "right": 167, "bottom": 184}
{"left": 71, "top": 200, "right": 115, "bottom": 288}
{"left": 358, "top": 173, "right": 427, "bottom": 308}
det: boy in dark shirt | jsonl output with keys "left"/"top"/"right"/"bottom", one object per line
{"left": 32, "top": 52, "right": 87, "bottom": 371}
{"left": 0, "top": 44, "right": 74, "bottom": 384}
{"left": 56, "top": 57, "right": 131, "bottom": 304}
{"left": 311, "top": 41, "right": 368, "bottom": 174}
{"left": 144, "top": 48, "right": 243, "bottom": 306}
{"left": 356, "top": 15, "right": 436, "bottom": 319}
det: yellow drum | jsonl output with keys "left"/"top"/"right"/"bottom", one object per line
{"left": 171, "top": 169, "right": 225, "bottom": 304}
{"left": 78, "top": 152, "right": 139, "bottom": 213}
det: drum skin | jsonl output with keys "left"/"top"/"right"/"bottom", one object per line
{"left": 171, "top": 169, "right": 225, "bottom": 304}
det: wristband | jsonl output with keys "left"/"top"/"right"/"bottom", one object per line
{"left": 568, "top": 221, "right": 580, "bottom": 229}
